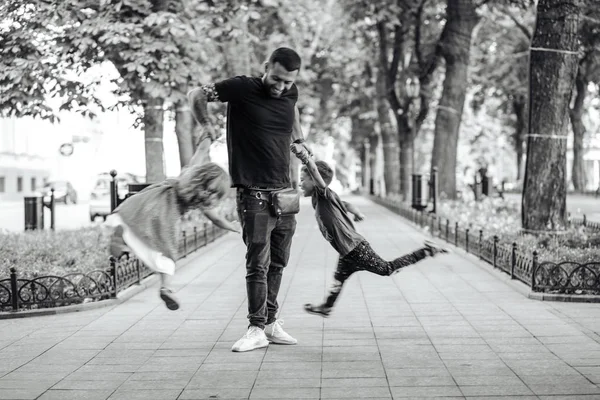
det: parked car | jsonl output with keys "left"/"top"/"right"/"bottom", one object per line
{"left": 89, "top": 173, "right": 142, "bottom": 221}
{"left": 39, "top": 181, "right": 78, "bottom": 205}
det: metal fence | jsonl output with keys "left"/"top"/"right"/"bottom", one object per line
{"left": 0, "top": 220, "right": 232, "bottom": 313}
{"left": 371, "top": 196, "right": 600, "bottom": 295}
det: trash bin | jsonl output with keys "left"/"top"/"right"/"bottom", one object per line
{"left": 122, "top": 183, "right": 152, "bottom": 202}
{"left": 411, "top": 174, "right": 429, "bottom": 211}
{"left": 481, "top": 175, "right": 490, "bottom": 196}
{"left": 24, "top": 196, "right": 44, "bottom": 230}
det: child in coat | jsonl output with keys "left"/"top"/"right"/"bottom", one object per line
{"left": 106, "top": 132, "right": 239, "bottom": 310}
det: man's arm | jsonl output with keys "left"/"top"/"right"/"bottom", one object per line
{"left": 342, "top": 201, "right": 366, "bottom": 222}
{"left": 292, "top": 106, "right": 304, "bottom": 143}
{"left": 203, "top": 209, "right": 240, "bottom": 233}
{"left": 292, "top": 106, "right": 313, "bottom": 156}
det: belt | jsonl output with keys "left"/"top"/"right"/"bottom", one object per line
{"left": 237, "top": 188, "right": 277, "bottom": 201}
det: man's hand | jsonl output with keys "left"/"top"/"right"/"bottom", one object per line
{"left": 290, "top": 143, "right": 310, "bottom": 163}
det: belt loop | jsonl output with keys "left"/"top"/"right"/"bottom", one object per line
{"left": 255, "top": 191, "right": 261, "bottom": 199}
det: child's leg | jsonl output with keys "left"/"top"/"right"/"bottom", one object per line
{"left": 345, "top": 240, "right": 440, "bottom": 277}
{"left": 304, "top": 256, "right": 356, "bottom": 317}
{"left": 155, "top": 257, "right": 179, "bottom": 311}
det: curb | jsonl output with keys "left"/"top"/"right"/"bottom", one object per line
{"left": 0, "top": 233, "right": 231, "bottom": 320}
{"left": 371, "top": 198, "right": 600, "bottom": 304}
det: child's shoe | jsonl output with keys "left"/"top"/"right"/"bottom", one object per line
{"left": 424, "top": 240, "right": 449, "bottom": 257}
{"left": 304, "top": 303, "right": 332, "bottom": 318}
{"left": 160, "top": 287, "right": 180, "bottom": 310}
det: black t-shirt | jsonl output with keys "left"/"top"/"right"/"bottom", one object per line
{"left": 212, "top": 76, "right": 298, "bottom": 189}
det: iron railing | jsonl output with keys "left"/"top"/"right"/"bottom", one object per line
{"left": 0, "top": 217, "right": 233, "bottom": 313}
{"left": 371, "top": 196, "right": 600, "bottom": 295}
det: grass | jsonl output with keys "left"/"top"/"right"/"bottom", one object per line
{"left": 437, "top": 196, "right": 600, "bottom": 264}
{"left": 388, "top": 194, "right": 600, "bottom": 264}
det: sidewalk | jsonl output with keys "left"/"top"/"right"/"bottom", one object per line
{"left": 1, "top": 196, "right": 600, "bottom": 399}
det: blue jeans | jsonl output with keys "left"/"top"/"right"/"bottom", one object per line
{"left": 236, "top": 191, "right": 296, "bottom": 329}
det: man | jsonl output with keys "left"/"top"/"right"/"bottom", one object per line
{"left": 188, "top": 47, "right": 308, "bottom": 352}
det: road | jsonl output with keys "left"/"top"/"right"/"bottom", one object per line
{"left": 0, "top": 202, "right": 101, "bottom": 233}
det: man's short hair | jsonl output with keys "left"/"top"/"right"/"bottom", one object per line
{"left": 302, "top": 160, "right": 334, "bottom": 186}
{"left": 268, "top": 47, "right": 301, "bottom": 72}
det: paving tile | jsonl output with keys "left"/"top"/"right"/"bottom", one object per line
{"left": 249, "top": 387, "right": 320, "bottom": 399}
{"left": 528, "top": 383, "right": 600, "bottom": 396}
{"left": 52, "top": 379, "right": 124, "bottom": 391}
{"left": 0, "top": 388, "right": 47, "bottom": 399}
{"left": 459, "top": 384, "right": 534, "bottom": 396}
{"left": 179, "top": 387, "right": 252, "bottom": 399}
{"left": 107, "top": 389, "right": 181, "bottom": 400}
{"left": 117, "top": 379, "right": 189, "bottom": 390}
{"left": 37, "top": 390, "right": 114, "bottom": 400}
{"left": 389, "top": 385, "right": 463, "bottom": 398}
{"left": 321, "top": 386, "right": 391, "bottom": 398}
{"left": 321, "top": 378, "right": 388, "bottom": 387}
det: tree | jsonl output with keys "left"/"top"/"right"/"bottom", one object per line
{"left": 522, "top": 0, "right": 583, "bottom": 232}
{"left": 570, "top": 6, "right": 600, "bottom": 191}
{"left": 470, "top": 4, "right": 534, "bottom": 182}
{"left": 340, "top": 0, "right": 445, "bottom": 198}
{"left": 1, "top": 0, "right": 210, "bottom": 181}
{"left": 429, "top": 0, "right": 480, "bottom": 199}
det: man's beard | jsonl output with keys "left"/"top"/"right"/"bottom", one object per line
{"left": 263, "top": 82, "right": 284, "bottom": 98}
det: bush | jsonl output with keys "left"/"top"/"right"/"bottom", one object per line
{"left": 1, "top": 197, "right": 237, "bottom": 280}
{"left": 435, "top": 196, "right": 600, "bottom": 264}
{"left": 0, "top": 227, "right": 110, "bottom": 280}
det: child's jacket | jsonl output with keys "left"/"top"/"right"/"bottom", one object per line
{"left": 110, "top": 179, "right": 185, "bottom": 262}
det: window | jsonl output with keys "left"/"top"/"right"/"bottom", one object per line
{"left": 31, "top": 177, "right": 36, "bottom": 192}
{"left": 0, "top": 177, "right": 4, "bottom": 193}
{"left": 17, "top": 176, "right": 23, "bottom": 192}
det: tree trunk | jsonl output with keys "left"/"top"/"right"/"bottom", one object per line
{"left": 570, "top": 69, "right": 587, "bottom": 191}
{"left": 430, "top": 0, "right": 478, "bottom": 199}
{"left": 175, "top": 101, "right": 195, "bottom": 168}
{"left": 399, "top": 137, "right": 412, "bottom": 201}
{"left": 143, "top": 98, "right": 166, "bottom": 183}
{"left": 522, "top": 0, "right": 582, "bottom": 232}
{"left": 513, "top": 95, "right": 528, "bottom": 181}
{"left": 375, "top": 69, "right": 400, "bottom": 195}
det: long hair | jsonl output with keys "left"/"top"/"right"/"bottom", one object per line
{"left": 175, "top": 163, "right": 230, "bottom": 208}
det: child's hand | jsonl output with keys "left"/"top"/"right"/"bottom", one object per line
{"left": 227, "top": 221, "right": 241, "bottom": 233}
{"left": 354, "top": 213, "right": 366, "bottom": 222}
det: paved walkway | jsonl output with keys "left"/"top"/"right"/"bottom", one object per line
{"left": 1, "top": 196, "right": 600, "bottom": 400}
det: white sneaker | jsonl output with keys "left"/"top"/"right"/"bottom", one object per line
{"left": 231, "top": 326, "right": 269, "bottom": 352}
{"left": 265, "top": 319, "right": 297, "bottom": 345}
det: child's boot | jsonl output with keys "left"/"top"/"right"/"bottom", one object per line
{"left": 304, "top": 303, "right": 332, "bottom": 318}
{"left": 160, "top": 287, "right": 180, "bottom": 310}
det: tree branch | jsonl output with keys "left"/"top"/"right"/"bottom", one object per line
{"left": 415, "top": 0, "right": 426, "bottom": 69}
{"left": 501, "top": 8, "right": 531, "bottom": 40}
{"left": 389, "top": 24, "right": 403, "bottom": 86}
{"left": 376, "top": 21, "right": 389, "bottom": 81}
